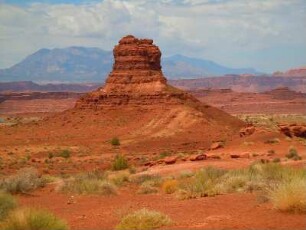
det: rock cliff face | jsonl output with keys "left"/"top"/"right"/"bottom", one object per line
{"left": 75, "top": 35, "right": 198, "bottom": 109}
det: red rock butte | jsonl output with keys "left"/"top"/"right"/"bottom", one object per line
{"left": 71, "top": 35, "right": 244, "bottom": 145}
{"left": 75, "top": 35, "right": 199, "bottom": 108}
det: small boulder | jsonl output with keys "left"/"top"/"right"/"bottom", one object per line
{"left": 240, "top": 126, "right": 255, "bottom": 137}
{"left": 210, "top": 142, "right": 224, "bottom": 150}
{"left": 189, "top": 154, "right": 207, "bottom": 161}
{"left": 163, "top": 156, "right": 178, "bottom": 164}
{"left": 230, "top": 154, "right": 240, "bottom": 159}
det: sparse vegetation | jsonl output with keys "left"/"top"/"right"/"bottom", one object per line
{"left": 61, "top": 171, "right": 116, "bottom": 195}
{"left": 0, "top": 168, "right": 45, "bottom": 194}
{"left": 162, "top": 180, "right": 178, "bottom": 194}
{"left": 0, "top": 193, "right": 17, "bottom": 221}
{"left": 137, "top": 181, "right": 159, "bottom": 194}
{"left": 285, "top": 147, "right": 302, "bottom": 160}
{"left": 112, "top": 154, "right": 129, "bottom": 171}
{"left": 1, "top": 208, "right": 68, "bottom": 230}
{"left": 111, "top": 137, "right": 120, "bottom": 146}
{"left": 110, "top": 171, "right": 130, "bottom": 186}
{"left": 269, "top": 179, "right": 306, "bottom": 213}
{"left": 115, "top": 208, "right": 172, "bottom": 230}
{"left": 173, "top": 163, "right": 306, "bottom": 213}
{"left": 58, "top": 149, "right": 71, "bottom": 159}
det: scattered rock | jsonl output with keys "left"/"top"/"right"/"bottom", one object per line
{"left": 279, "top": 124, "right": 306, "bottom": 138}
{"left": 210, "top": 142, "right": 224, "bottom": 150}
{"left": 163, "top": 156, "right": 178, "bottom": 164}
{"left": 240, "top": 125, "right": 255, "bottom": 137}
{"left": 189, "top": 154, "right": 207, "bottom": 161}
{"left": 207, "top": 154, "right": 221, "bottom": 159}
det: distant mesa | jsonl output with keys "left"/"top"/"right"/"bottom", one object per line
{"left": 273, "top": 67, "right": 306, "bottom": 77}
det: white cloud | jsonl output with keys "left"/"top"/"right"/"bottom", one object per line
{"left": 0, "top": 0, "right": 305, "bottom": 72}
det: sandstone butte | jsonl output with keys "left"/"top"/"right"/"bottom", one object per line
{"left": 72, "top": 35, "right": 244, "bottom": 144}
{"left": 2, "top": 35, "right": 245, "bottom": 152}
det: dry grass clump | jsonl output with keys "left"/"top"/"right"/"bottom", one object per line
{"left": 0, "top": 208, "right": 68, "bottom": 230}
{"left": 269, "top": 179, "right": 306, "bottom": 213}
{"left": 109, "top": 171, "right": 130, "bottom": 186}
{"left": 0, "top": 168, "right": 45, "bottom": 194}
{"left": 137, "top": 181, "right": 159, "bottom": 194}
{"left": 130, "top": 174, "right": 162, "bottom": 186}
{"left": 115, "top": 208, "right": 172, "bottom": 230}
{"left": 172, "top": 163, "right": 306, "bottom": 214}
{"left": 162, "top": 180, "right": 178, "bottom": 194}
{"left": 61, "top": 170, "right": 116, "bottom": 195}
{"left": 112, "top": 154, "right": 129, "bottom": 171}
{"left": 177, "top": 167, "right": 226, "bottom": 199}
{"left": 0, "top": 193, "right": 17, "bottom": 221}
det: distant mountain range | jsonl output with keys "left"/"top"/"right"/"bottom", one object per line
{"left": 0, "top": 47, "right": 259, "bottom": 83}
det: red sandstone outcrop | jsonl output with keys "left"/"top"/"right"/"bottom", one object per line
{"left": 75, "top": 35, "right": 205, "bottom": 109}
{"left": 278, "top": 124, "right": 306, "bottom": 138}
{"left": 74, "top": 35, "right": 244, "bottom": 141}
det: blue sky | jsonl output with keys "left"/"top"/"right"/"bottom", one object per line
{"left": 0, "top": 0, "right": 305, "bottom": 73}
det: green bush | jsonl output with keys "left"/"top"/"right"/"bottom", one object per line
{"left": 112, "top": 154, "right": 128, "bottom": 171}
{"left": 286, "top": 147, "right": 298, "bottom": 159}
{"left": 115, "top": 208, "right": 172, "bottom": 230}
{"left": 111, "top": 137, "right": 120, "bottom": 146}
{"left": 1, "top": 208, "right": 68, "bottom": 230}
{"left": 58, "top": 150, "right": 70, "bottom": 159}
{"left": 0, "top": 193, "right": 17, "bottom": 221}
{"left": 0, "top": 168, "right": 45, "bottom": 194}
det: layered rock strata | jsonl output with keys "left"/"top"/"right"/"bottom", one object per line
{"left": 75, "top": 35, "right": 198, "bottom": 109}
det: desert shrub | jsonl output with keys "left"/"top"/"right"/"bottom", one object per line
{"left": 61, "top": 171, "right": 116, "bottom": 195}
{"left": 1, "top": 208, "right": 68, "bottom": 230}
{"left": 267, "top": 150, "right": 275, "bottom": 156}
{"left": 157, "top": 151, "right": 171, "bottom": 160}
{"left": 48, "top": 152, "right": 54, "bottom": 159}
{"left": 110, "top": 171, "right": 130, "bottom": 186}
{"left": 0, "top": 168, "right": 45, "bottom": 194}
{"left": 162, "top": 180, "right": 178, "bottom": 194}
{"left": 177, "top": 167, "right": 227, "bottom": 199}
{"left": 0, "top": 193, "right": 17, "bottom": 221}
{"left": 115, "top": 208, "right": 172, "bottom": 230}
{"left": 137, "top": 181, "right": 159, "bottom": 194}
{"left": 272, "top": 158, "right": 281, "bottom": 163}
{"left": 58, "top": 150, "right": 70, "bottom": 159}
{"left": 268, "top": 179, "right": 306, "bottom": 213}
{"left": 285, "top": 147, "right": 302, "bottom": 160}
{"left": 130, "top": 174, "right": 162, "bottom": 186}
{"left": 128, "top": 166, "right": 136, "bottom": 174}
{"left": 62, "top": 179, "right": 116, "bottom": 195}
{"left": 178, "top": 170, "right": 194, "bottom": 179}
{"left": 112, "top": 154, "right": 128, "bottom": 171}
{"left": 111, "top": 137, "right": 120, "bottom": 146}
